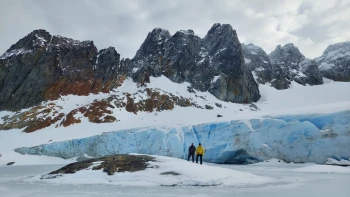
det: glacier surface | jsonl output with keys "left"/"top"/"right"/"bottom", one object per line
{"left": 15, "top": 110, "right": 350, "bottom": 164}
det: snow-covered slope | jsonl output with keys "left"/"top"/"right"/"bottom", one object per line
{"left": 1, "top": 76, "right": 349, "bottom": 165}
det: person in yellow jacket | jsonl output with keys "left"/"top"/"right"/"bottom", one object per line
{"left": 196, "top": 143, "right": 205, "bottom": 165}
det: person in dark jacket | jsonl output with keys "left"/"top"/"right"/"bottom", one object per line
{"left": 188, "top": 143, "right": 196, "bottom": 162}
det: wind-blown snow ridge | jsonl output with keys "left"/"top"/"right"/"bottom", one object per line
{"left": 15, "top": 110, "right": 350, "bottom": 164}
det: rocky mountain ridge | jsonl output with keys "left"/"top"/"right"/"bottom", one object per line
{"left": 0, "top": 24, "right": 349, "bottom": 114}
{"left": 315, "top": 41, "right": 350, "bottom": 81}
{"left": 243, "top": 43, "right": 323, "bottom": 89}
{"left": 0, "top": 24, "right": 261, "bottom": 112}
{"left": 243, "top": 41, "right": 350, "bottom": 89}
{"left": 130, "top": 23, "right": 260, "bottom": 103}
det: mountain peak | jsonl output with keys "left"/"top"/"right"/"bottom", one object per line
{"left": 211, "top": 23, "right": 222, "bottom": 29}
{"left": 206, "top": 23, "right": 236, "bottom": 37}
{"left": 243, "top": 43, "right": 264, "bottom": 52}
{"left": 148, "top": 28, "right": 171, "bottom": 41}
{"left": 204, "top": 23, "right": 239, "bottom": 55}
{"left": 30, "top": 29, "right": 51, "bottom": 37}
{"left": 283, "top": 43, "right": 295, "bottom": 48}
{"left": 176, "top": 29, "right": 196, "bottom": 36}
{"left": 0, "top": 29, "right": 97, "bottom": 61}
{"left": 270, "top": 43, "right": 304, "bottom": 62}
{"left": 133, "top": 28, "right": 171, "bottom": 60}
{"left": 6, "top": 29, "right": 52, "bottom": 52}
{"left": 322, "top": 41, "right": 350, "bottom": 56}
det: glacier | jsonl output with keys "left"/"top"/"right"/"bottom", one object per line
{"left": 15, "top": 110, "right": 350, "bottom": 164}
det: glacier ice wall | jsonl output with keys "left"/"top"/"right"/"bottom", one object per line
{"left": 15, "top": 110, "right": 350, "bottom": 164}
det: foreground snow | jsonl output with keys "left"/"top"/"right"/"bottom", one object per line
{"left": 1, "top": 161, "right": 350, "bottom": 197}
{"left": 24, "top": 155, "right": 274, "bottom": 187}
{"left": 293, "top": 165, "right": 350, "bottom": 174}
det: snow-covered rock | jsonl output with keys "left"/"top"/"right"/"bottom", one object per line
{"left": 242, "top": 43, "right": 273, "bottom": 85}
{"left": 315, "top": 41, "right": 350, "bottom": 81}
{"left": 267, "top": 43, "right": 323, "bottom": 89}
{"left": 242, "top": 43, "right": 324, "bottom": 90}
{"left": 15, "top": 110, "right": 350, "bottom": 164}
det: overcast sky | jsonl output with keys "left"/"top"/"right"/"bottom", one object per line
{"left": 1, "top": 0, "right": 349, "bottom": 59}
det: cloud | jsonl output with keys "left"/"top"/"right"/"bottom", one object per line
{"left": 0, "top": 0, "right": 349, "bottom": 59}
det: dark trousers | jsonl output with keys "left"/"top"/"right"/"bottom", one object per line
{"left": 188, "top": 153, "right": 194, "bottom": 162}
{"left": 196, "top": 154, "right": 203, "bottom": 164}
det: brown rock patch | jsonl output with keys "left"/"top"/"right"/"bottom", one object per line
{"left": 60, "top": 100, "right": 117, "bottom": 127}
{"left": 121, "top": 88, "right": 199, "bottom": 114}
{"left": 0, "top": 104, "right": 64, "bottom": 132}
{"left": 24, "top": 113, "right": 65, "bottom": 133}
{"left": 45, "top": 77, "right": 124, "bottom": 100}
{"left": 49, "top": 154, "right": 155, "bottom": 176}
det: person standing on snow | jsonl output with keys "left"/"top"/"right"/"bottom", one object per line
{"left": 196, "top": 143, "right": 205, "bottom": 165}
{"left": 188, "top": 143, "right": 196, "bottom": 162}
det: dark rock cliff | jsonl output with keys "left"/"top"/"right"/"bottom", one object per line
{"left": 242, "top": 43, "right": 323, "bottom": 89}
{"left": 131, "top": 23, "right": 260, "bottom": 103}
{"left": 268, "top": 43, "right": 323, "bottom": 89}
{"left": 242, "top": 43, "right": 273, "bottom": 85}
{"left": 0, "top": 30, "right": 126, "bottom": 111}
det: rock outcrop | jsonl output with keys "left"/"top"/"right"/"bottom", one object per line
{"left": 243, "top": 41, "right": 350, "bottom": 87}
{"left": 131, "top": 23, "right": 260, "bottom": 103}
{"left": 243, "top": 43, "right": 324, "bottom": 89}
{"left": 49, "top": 154, "right": 155, "bottom": 176}
{"left": 268, "top": 43, "right": 323, "bottom": 89}
{"left": 242, "top": 43, "right": 273, "bottom": 85}
{"left": 315, "top": 41, "right": 350, "bottom": 81}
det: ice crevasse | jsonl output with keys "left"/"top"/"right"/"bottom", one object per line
{"left": 15, "top": 110, "right": 350, "bottom": 164}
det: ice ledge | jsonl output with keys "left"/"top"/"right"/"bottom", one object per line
{"left": 15, "top": 110, "right": 350, "bottom": 164}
